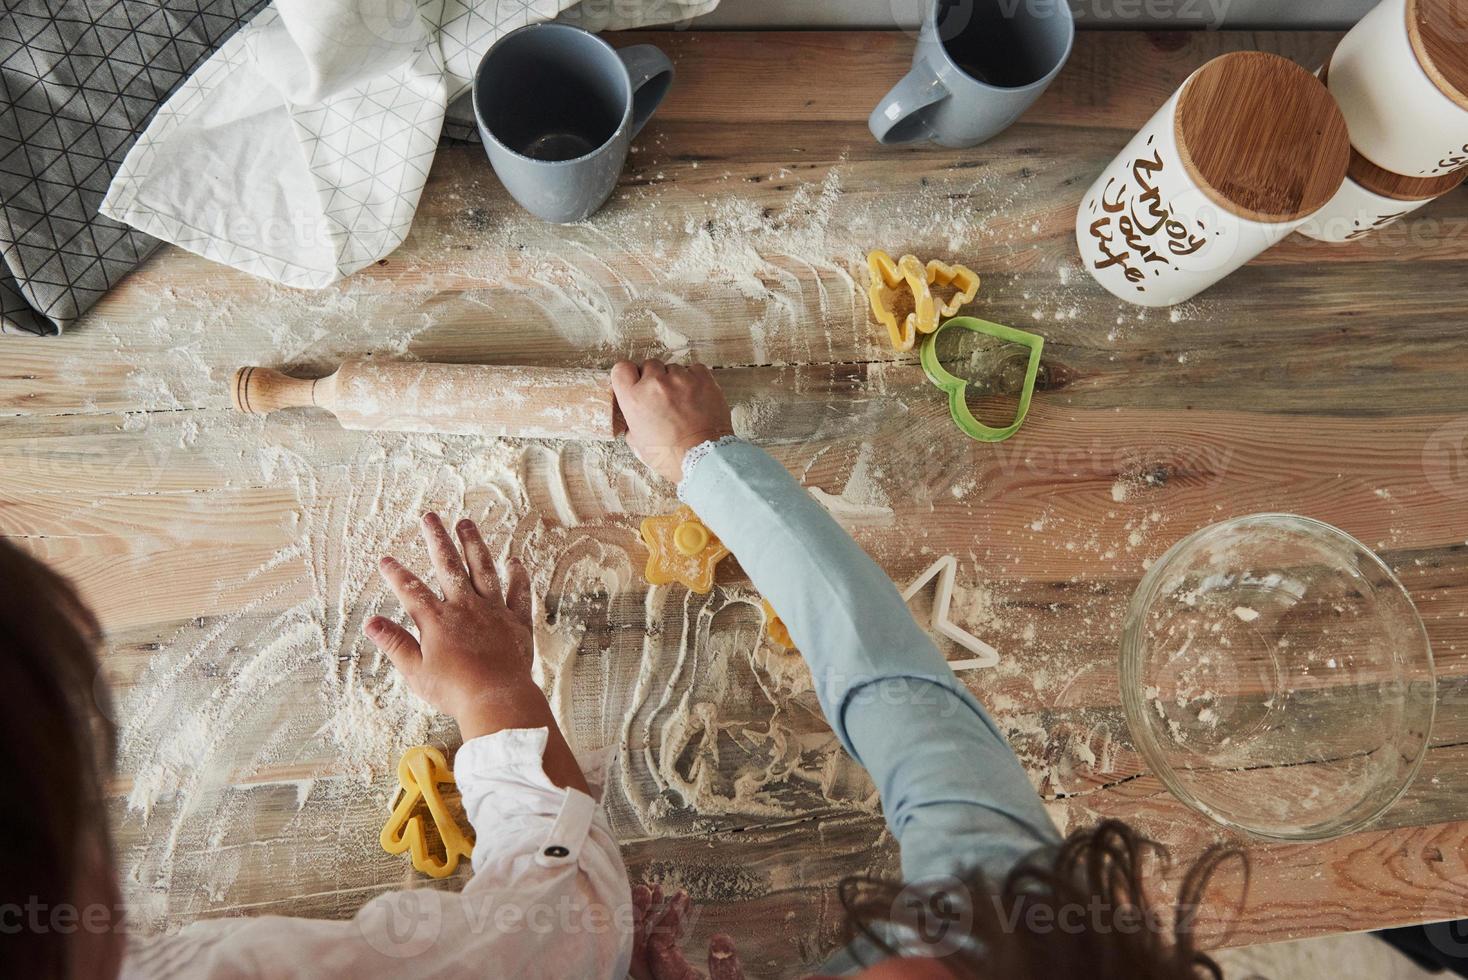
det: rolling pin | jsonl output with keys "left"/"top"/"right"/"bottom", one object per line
{"left": 231, "top": 360, "right": 623, "bottom": 441}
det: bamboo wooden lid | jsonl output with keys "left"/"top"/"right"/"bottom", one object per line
{"left": 1409, "top": 0, "right": 1468, "bottom": 110}
{"left": 1348, "top": 145, "right": 1468, "bottom": 199}
{"left": 1174, "top": 51, "right": 1350, "bottom": 223}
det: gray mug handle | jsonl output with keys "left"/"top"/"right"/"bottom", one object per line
{"left": 869, "top": 59, "right": 948, "bottom": 144}
{"left": 617, "top": 44, "right": 674, "bottom": 138}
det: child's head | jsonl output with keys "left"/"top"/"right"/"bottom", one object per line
{"left": 0, "top": 540, "right": 122, "bottom": 978}
{"left": 840, "top": 820, "right": 1239, "bottom": 979}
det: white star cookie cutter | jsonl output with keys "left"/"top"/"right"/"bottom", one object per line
{"left": 901, "top": 555, "right": 1000, "bottom": 670}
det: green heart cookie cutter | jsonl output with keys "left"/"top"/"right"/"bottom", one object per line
{"left": 919, "top": 316, "right": 1044, "bottom": 443}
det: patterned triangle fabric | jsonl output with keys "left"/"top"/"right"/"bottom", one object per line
{"left": 0, "top": 0, "right": 265, "bottom": 336}
{"left": 100, "top": 0, "right": 719, "bottom": 290}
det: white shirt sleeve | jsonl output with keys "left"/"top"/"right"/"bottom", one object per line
{"left": 120, "top": 728, "right": 632, "bottom": 980}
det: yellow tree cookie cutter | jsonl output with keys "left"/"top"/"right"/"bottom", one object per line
{"left": 926, "top": 259, "right": 980, "bottom": 317}
{"left": 381, "top": 745, "right": 474, "bottom": 879}
{"left": 640, "top": 505, "right": 730, "bottom": 593}
{"left": 867, "top": 250, "right": 937, "bottom": 351}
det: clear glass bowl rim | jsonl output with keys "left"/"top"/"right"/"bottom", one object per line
{"left": 1119, "top": 512, "right": 1437, "bottom": 842}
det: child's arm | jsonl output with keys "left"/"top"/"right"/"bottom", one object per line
{"left": 123, "top": 516, "right": 633, "bottom": 978}
{"left": 612, "top": 360, "right": 1059, "bottom": 884}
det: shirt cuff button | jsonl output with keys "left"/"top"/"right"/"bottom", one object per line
{"left": 543, "top": 845, "right": 570, "bottom": 858}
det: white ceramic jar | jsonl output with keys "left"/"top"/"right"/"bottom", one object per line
{"left": 1076, "top": 52, "right": 1349, "bottom": 307}
{"left": 1327, "top": 0, "right": 1468, "bottom": 177}
{"left": 1297, "top": 147, "right": 1467, "bottom": 241}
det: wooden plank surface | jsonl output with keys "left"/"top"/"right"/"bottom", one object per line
{"left": 4, "top": 28, "right": 1468, "bottom": 976}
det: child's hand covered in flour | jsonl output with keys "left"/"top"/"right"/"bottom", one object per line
{"left": 611, "top": 360, "right": 734, "bottom": 484}
{"left": 366, "top": 513, "right": 587, "bottom": 792}
{"left": 631, "top": 884, "right": 745, "bottom": 980}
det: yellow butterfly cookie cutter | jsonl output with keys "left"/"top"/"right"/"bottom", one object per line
{"left": 867, "top": 250, "right": 937, "bottom": 352}
{"left": 381, "top": 744, "right": 475, "bottom": 879}
{"left": 867, "top": 251, "right": 982, "bottom": 351}
{"left": 640, "top": 505, "right": 730, "bottom": 594}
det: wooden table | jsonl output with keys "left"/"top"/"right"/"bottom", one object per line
{"left": 4, "top": 29, "right": 1467, "bottom": 977}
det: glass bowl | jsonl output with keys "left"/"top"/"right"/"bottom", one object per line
{"left": 1121, "top": 514, "right": 1435, "bottom": 841}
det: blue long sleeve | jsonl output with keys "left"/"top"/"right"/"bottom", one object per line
{"left": 679, "top": 439, "right": 1058, "bottom": 885}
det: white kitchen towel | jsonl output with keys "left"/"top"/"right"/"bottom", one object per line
{"left": 99, "top": 0, "right": 715, "bottom": 288}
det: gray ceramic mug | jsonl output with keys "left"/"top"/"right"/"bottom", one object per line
{"left": 870, "top": 0, "right": 1074, "bottom": 148}
{"left": 473, "top": 23, "right": 673, "bottom": 223}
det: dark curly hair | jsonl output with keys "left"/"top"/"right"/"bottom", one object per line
{"left": 839, "top": 819, "right": 1246, "bottom": 979}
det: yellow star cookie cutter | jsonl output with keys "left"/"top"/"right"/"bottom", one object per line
{"left": 867, "top": 250, "right": 937, "bottom": 352}
{"left": 640, "top": 505, "right": 730, "bottom": 594}
{"left": 381, "top": 745, "right": 474, "bottom": 879}
{"left": 760, "top": 598, "right": 795, "bottom": 652}
{"left": 926, "top": 259, "right": 980, "bottom": 317}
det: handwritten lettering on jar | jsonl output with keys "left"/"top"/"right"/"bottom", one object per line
{"left": 1436, "top": 143, "right": 1468, "bottom": 173}
{"left": 1085, "top": 135, "right": 1207, "bottom": 293}
{"left": 1345, "top": 208, "right": 1410, "bottom": 240}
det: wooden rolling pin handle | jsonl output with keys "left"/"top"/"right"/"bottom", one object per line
{"left": 232, "top": 366, "right": 326, "bottom": 415}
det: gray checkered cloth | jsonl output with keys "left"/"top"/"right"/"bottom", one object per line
{"left": 0, "top": 1, "right": 263, "bottom": 336}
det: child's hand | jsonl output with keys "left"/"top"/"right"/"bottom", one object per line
{"left": 367, "top": 514, "right": 587, "bottom": 792}
{"left": 630, "top": 884, "right": 745, "bottom": 980}
{"left": 611, "top": 359, "right": 734, "bottom": 484}
{"left": 359, "top": 516, "right": 578, "bottom": 792}
{"left": 367, "top": 513, "right": 534, "bottom": 731}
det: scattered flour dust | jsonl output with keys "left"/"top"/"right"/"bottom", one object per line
{"left": 403, "top": 162, "right": 876, "bottom": 368}
{"left": 115, "top": 428, "right": 518, "bottom": 888}
{"left": 730, "top": 391, "right": 780, "bottom": 441}
{"left": 97, "top": 151, "right": 1100, "bottom": 933}
{"left": 806, "top": 441, "right": 895, "bottom": 526}
{"left": 114, "top": 419, "right": 867, "bottom": 929}
{"left": 389, "top": 148, "right": 1053, "bottom": 372}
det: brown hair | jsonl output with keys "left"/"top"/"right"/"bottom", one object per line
{"left": 840, "top": 819, "right": 1245, "bottom": 979}
{"left": 0, "top": 539, "right": 117, "bottom": 978}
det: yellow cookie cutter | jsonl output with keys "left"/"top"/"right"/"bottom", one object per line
{"left": 760, "top": 598, "right": 795, "bottom": 651}
{"left": 640, "top": 505, "right": 730, "bottom": 594}
{"left": 926, "top": 259, "right": 980, "bottom": 317}
{"left": 381, "top": 745, "right": 474, "bottom": 879}
{"left": 867, "top": 250, "right": 937, "bottom": 352}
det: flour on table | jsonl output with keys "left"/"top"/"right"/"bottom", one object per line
{"left": 806, "top": 440, "right": 894, "bottom": 526}
{"left": 90, "top": 150, "right": 1103, "bottom": 939}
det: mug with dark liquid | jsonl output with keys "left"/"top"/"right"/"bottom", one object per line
{"left": 473, "top": 24, "right": 673, "bottom": 223}
{"left": 870, "top": 0, "right": 1074, "bottom": 148}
